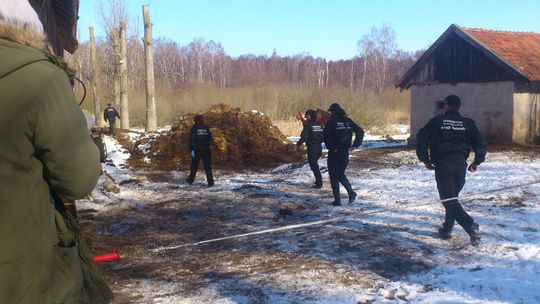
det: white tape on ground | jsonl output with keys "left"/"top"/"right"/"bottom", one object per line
{"left": 151, "top": 179, "right": 540, "bottom": 252}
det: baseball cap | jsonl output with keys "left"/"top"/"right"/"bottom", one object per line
{"left": 327, "top": 103, "right": 341, "bottom": 112}
{"left": 441, "top": 95, "right": 461, "bottom": 106}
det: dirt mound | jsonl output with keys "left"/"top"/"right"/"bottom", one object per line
{"left": 129, "top": 104, "right": 302, "bottom": 170}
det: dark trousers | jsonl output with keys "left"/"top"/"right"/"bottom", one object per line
{"left": 188, "top": 148, "right": 214, "bottom": 185}
{"left": 327, "top": 149, "right": 354, "bottom": 203}
{"left": 307, "top": 144, "right": 323, "bottom": 186}
{"left": 108, "top": 119, "right": 116, "bottom": 136}
{"left": 434, "top": 159, "right": 475, "bottom": 233}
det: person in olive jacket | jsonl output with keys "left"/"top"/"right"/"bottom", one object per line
{"left": 416, "top": 95, "right": 487, "bottom": 246}
{"left": 186, "top": 115, "right": 215, "bottom": 186}
{"left": 297, "top": 109, "right": 325, "bottom": 188}
{"left": 0, "top": 1, "right": 112, "bottom": 303}
{"left": 324, "top": 103, "right": 364, "bottom": 206}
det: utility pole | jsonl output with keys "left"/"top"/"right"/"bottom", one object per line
{"left": 143, "top": 5, "right": 157, "bottom": 131}
{"left": 119, "top": 21, "right": 129, "bottom": 129}
{"left": 89, "top": 26, "right": 101, "bottom": 126}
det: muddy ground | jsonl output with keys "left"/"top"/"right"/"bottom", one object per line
{"left": 80, "top": 145, "right": 540, "bottom": 303}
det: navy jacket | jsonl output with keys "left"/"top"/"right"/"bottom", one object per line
{"left": 324, "top": 115, "right": 364, "bottom": 151}
{"left": 416, "top": 110, "right": 487, "bottom": 164}
{"left": 297, "top": 120, "right": 325, "bottom": 146}
{"left": 103, "top": 106, "right": 120, "bottom": 122}
{"left": 189, "top": 125, "right": 212, "bottom": 150}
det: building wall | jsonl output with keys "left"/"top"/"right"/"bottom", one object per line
{"left": 29, "top": 0, "right": 62, "bottom": 56}
{"left": 513, "top": 93, "right": 540, "bottom": 144}
{"left": 410, "top": 81, "right": 515, "bottom": 144}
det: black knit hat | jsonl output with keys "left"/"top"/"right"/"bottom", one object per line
{"left": 194, "top": 114, "right": 204, "bottom": 124}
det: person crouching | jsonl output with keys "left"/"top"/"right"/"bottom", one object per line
{"left": 186, "top": 115, "right": 214, "bottom": 186}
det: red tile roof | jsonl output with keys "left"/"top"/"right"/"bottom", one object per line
{"left": 462, "top": 27, "right": 540, "bottom": 81}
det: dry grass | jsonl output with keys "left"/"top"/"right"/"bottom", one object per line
{"left": 273, "top": 119, "right": 304, "bottom": 137}
{"left": 79, "top": 84, "right": 410, "bottom": 130}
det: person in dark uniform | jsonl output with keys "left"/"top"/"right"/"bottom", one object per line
{"left": 297, "top": 109, "right": 325, "bottom": 188}
{"left": 186, "top": 115, "right": 214, "bottom": 186}
{"left": 324, "top": 103, "right": 364, "bottom": 206}
{"left": 416, "top": 95, "right": 487, "bottom": 246}
{"left": 103, "top": 103, "right": 120, "bottom": 136}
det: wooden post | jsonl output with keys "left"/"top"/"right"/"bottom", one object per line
{"left": 143, "top": 5, "right": 157, "bottom": 131}
{"left": 111, "top": 27, "right": 121, "bottom": 117}
{"left": 89, "top": 26, "right": 101, "bottom": 126}
{"left": 119, "top": 21, "right": 129, "bottom": 129}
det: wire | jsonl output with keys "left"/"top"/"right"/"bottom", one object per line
{"left": 74, "top": 76, "right": 87, "bottom": 106}
{"left": 151, "top": 179, "right": 540, "bottom": 252}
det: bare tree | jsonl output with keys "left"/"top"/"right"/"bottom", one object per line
{"left": 119, "top": 21, "right": 129, "bottom": 128}
{"left": 188, "top": 38, "right": 206, "bottom": 83}
{"left": 89, "top": 26, "right": 101, "bottom": 125}
{"left": 99, "top": 0, "right": 127, "bottom": 108}
{"left": 143, "top": 5, "right": 157, "bottom": 131}
{"left": 357, "top": 24, "right": 397, "bottom": 93}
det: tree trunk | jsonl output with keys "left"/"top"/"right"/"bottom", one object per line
{"left": 325, "top": 61, "right": 329, "bottom": 87}
{"left": 350, "top": 58, "right": 355, "bottom": 89}
{"left": 361, "top": 57, "right": 367, "bottom": 92}
{"left": 89, "top": 26, "right": 101, "bottom": 126}
{"left": 143, "top": 5, "right": 157, "bottom": 131}
{"left": 119, "top": 21, "right": 130, "bottom": 129}
{"left": 111, "top": 27, "right": 121, "bottom": 117}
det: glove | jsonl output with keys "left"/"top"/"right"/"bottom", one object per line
{"left": 424, "top": 162, "right": 436, "bottom": 170}
{"left": 191, "top": 150, "right": 196, "bottom": 158}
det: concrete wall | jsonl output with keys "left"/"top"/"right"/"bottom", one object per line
{"left": 410, "top": 81, "right": 515, "bottom": 144}
{"left": 513, "top": 93, "right": 540, "bottom": 144}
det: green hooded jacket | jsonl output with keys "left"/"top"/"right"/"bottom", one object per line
{"left": 0, "top": 34, "right": 112, "bottom": 303}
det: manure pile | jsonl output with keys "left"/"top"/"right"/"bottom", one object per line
{"left": 130, "top": 104, "right": 302, "bottom": 170}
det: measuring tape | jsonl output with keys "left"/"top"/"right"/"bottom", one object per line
{"left": 151, "top": 179, "right": 540, "bottom": 252}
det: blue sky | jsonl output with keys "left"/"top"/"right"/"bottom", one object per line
{"left": 78, "top": 0, "right": 540, "bottom": 60}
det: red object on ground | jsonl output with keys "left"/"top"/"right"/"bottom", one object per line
{"left": 93, "top": 251, "right": 121, "bottom": 263}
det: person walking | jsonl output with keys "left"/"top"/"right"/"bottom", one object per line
{"left": 103, "top": 103, "right": 120, "bottom": 136}
{"left": 186, "top": 115, "right": 214, "bottom": 186}
{"left": 416, "top": 95, "right": 487, "bottom": 246}
{"left": 0, "top": 1, "right": 112, "bottom": 302}
{"left": 324, "top": 103, "right": 364, "bottom": 206}
{"left": 297, "top": 109, "right": 325, "bottom": 188}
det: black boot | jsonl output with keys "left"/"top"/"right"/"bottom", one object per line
{"left": 348, "top": 191, "right": 357, "bottom": 204}
{"left": 438, "top": 220, "right": 454, "bottom": 240}
{"left": 468, "top": 223, "right": 481, "bottom": 246}
{"left": 330, "top": 201, "right": 341, "bottom": 206}
{"left": 438, "top": 226, "right": 452, "bottom": 240}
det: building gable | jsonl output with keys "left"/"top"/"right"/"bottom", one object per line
{"left": 397, "top": 24, "right": 535, "bottom": 89}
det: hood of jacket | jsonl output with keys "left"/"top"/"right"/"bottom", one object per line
{"left": 0, "top": 0, "right": 46, "bottom": 50}
{"left": 0, "top": 2, "right": 50, "bottom": 80}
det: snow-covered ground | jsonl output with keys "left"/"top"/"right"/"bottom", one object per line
{"left": 288, "top": 130, "right": 408, "bottom": 152}
{"left": 79, "top": 136, "right": 540, "bottom": 304}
